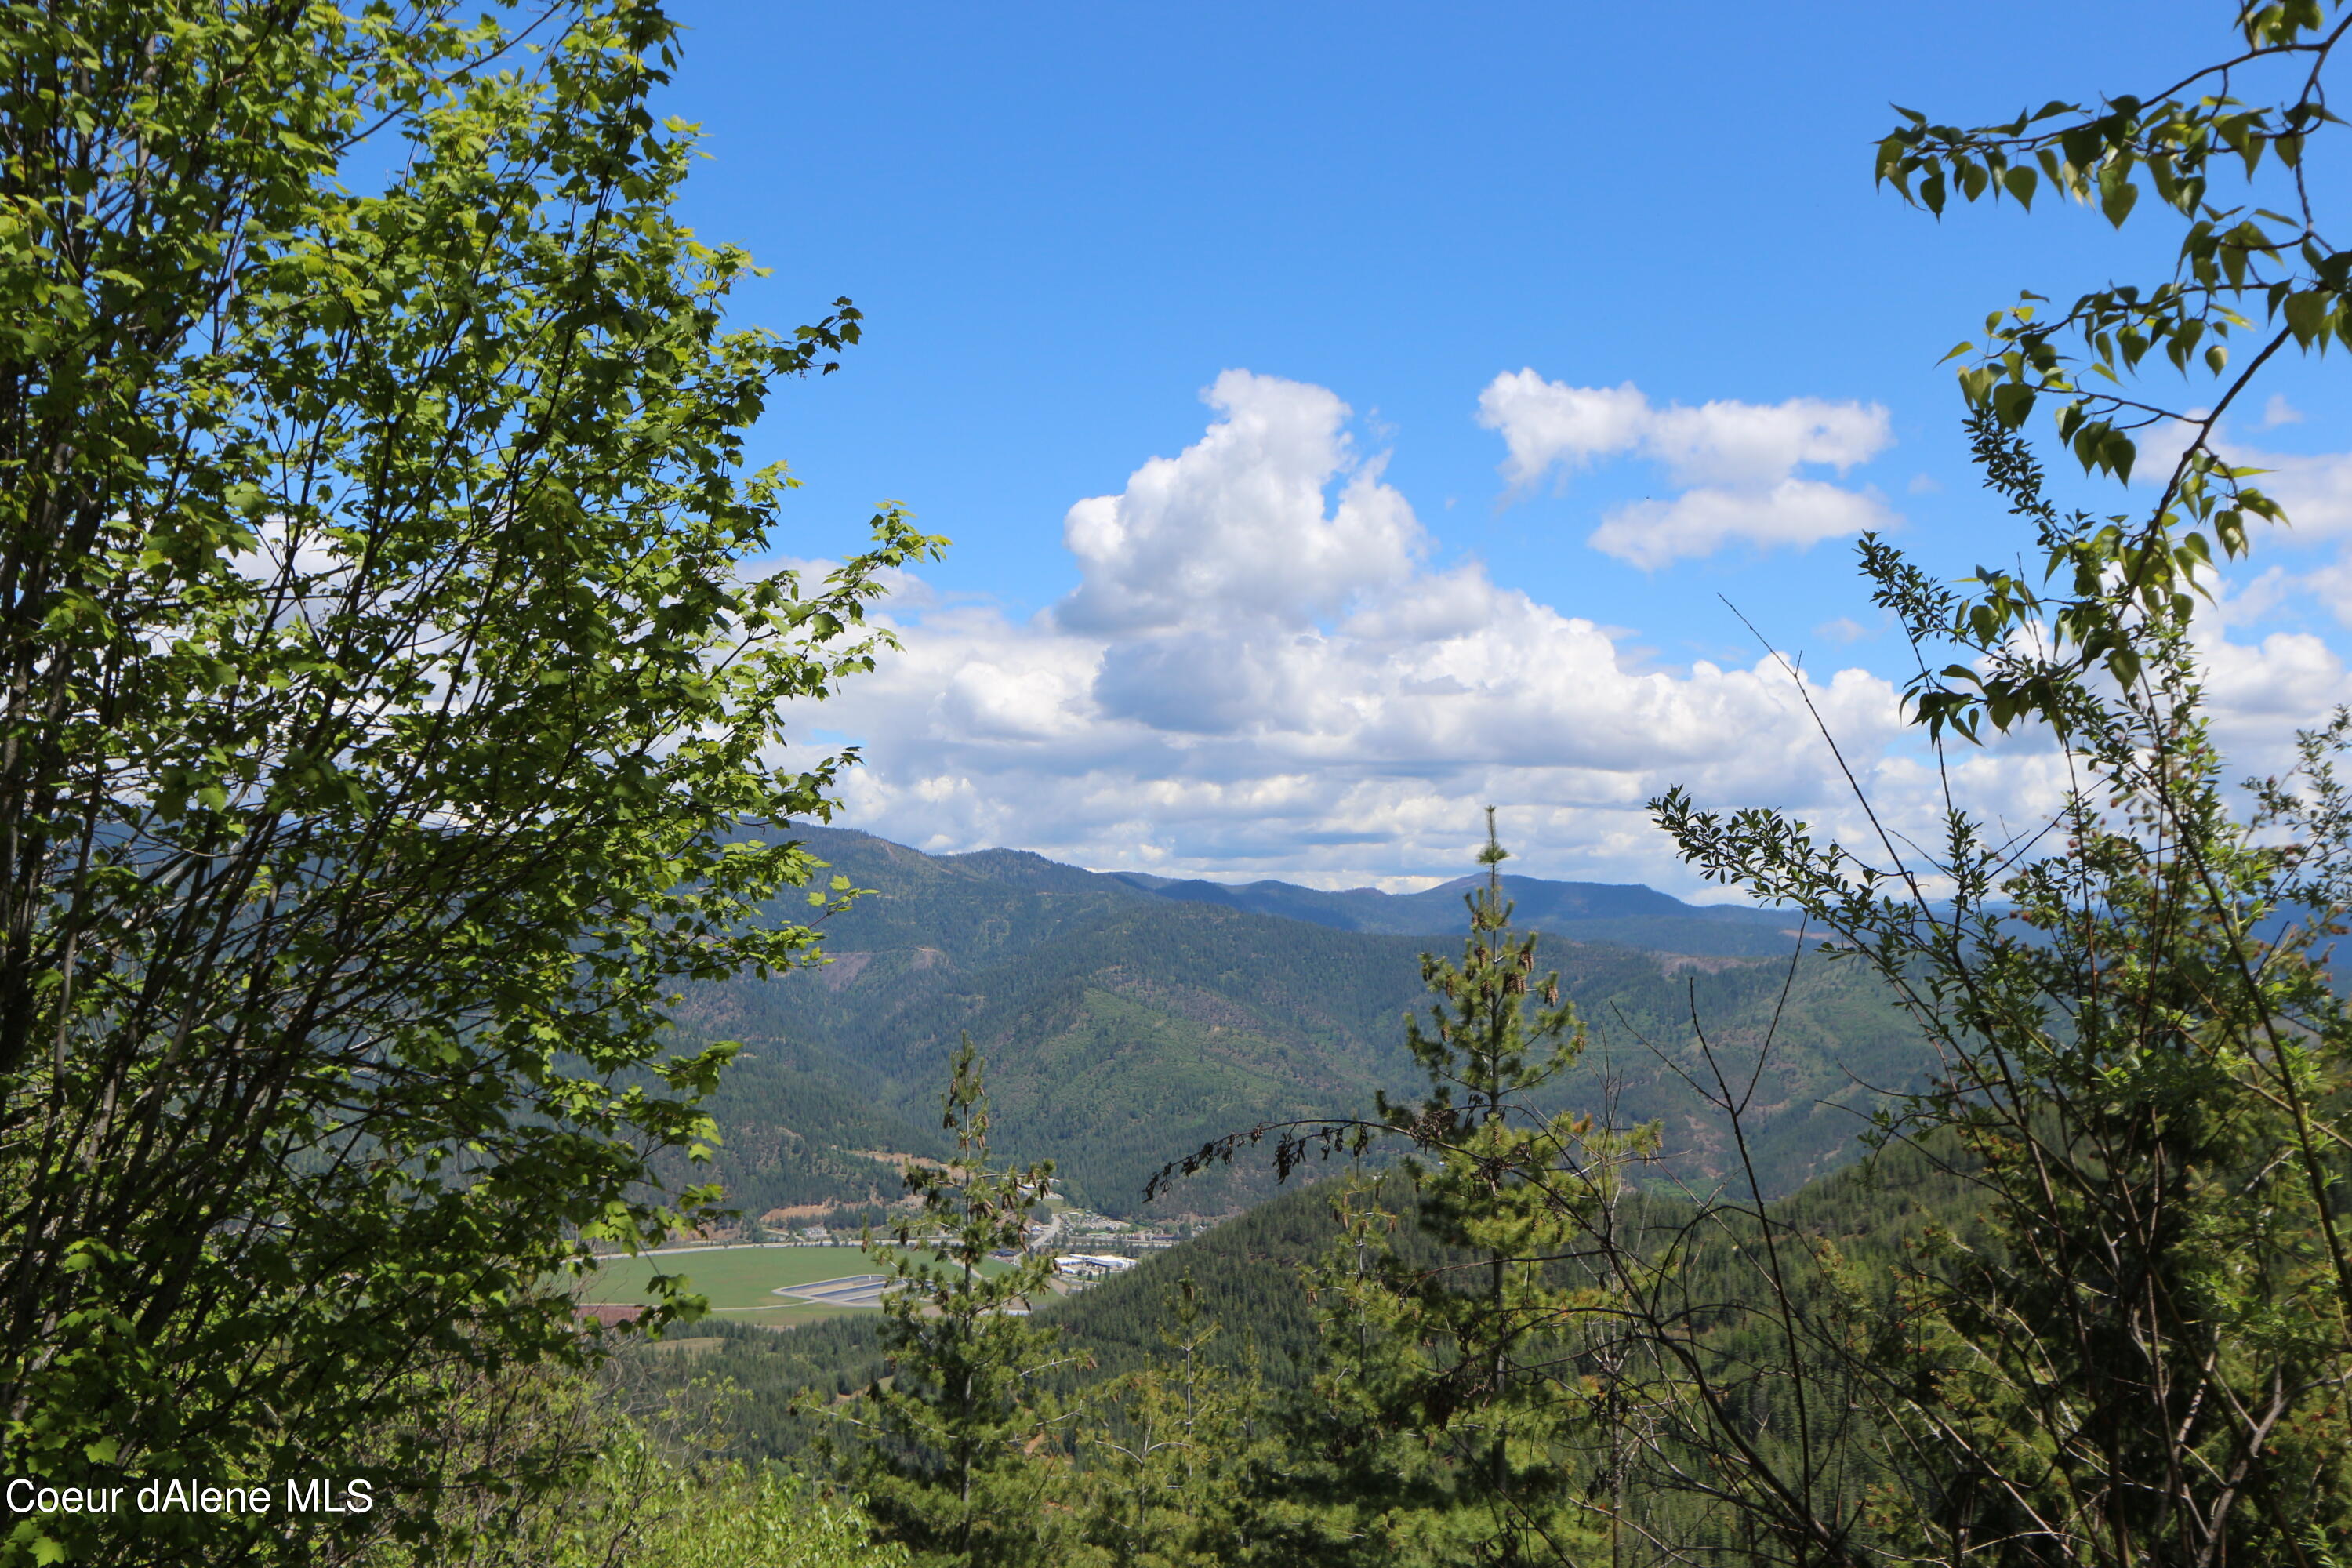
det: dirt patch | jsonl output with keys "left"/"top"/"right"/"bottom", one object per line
{"left": 848, "top": 1149, "right": 948, "bottom": 1173}
{"left": 820, "top": 951, "right": 875, "bottom": 991}
{"left": 758, "top": 1155, "right": 941, "bottom": 1225}
{"left": 909, "top": 946, "right": 946, "bottom": 970}
{"left": 1653, "top": 952, "right": 1768, "bottom": 976}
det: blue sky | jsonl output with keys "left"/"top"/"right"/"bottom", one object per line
{"left": 659, "top": 2, "right": 2352, "bottom": 895}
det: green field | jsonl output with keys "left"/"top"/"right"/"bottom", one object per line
{"left": 583, "top": 1244, "right": 1012, "bottom": 1323}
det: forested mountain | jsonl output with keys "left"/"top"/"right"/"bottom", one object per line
{"left": 670, "top": 827, "right": 1930, "bottom": 1220}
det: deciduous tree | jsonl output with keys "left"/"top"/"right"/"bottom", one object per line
{"left": 1640, "top": 5, "right": 2352, "bottom": 1559}
{"left": 0, "top": 4, "right": 937, "bottom": 1563}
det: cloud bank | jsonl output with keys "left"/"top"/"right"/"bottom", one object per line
{"left": 775, "top": 372, "right": 2352, "bottom": 893}
{"left": 787, "top": 372, "right": 2046, "bottom": 891}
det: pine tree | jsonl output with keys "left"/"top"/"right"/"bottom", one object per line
{"left": 1076, "top": 1272, "right": 1275, "bottom": 1567}
{"left": 1279, "top": 810, "right": 1638, "bottom": 1566}
{"left": 824, "top": 1037, "right": 1070, "bottom": 1568}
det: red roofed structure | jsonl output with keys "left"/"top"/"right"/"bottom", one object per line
{"left": 575, "top": 1303, "right": 644, "bottom": 1327}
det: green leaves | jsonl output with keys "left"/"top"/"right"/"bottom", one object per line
{"left": 2097, "top": 156, "right": 2140, "bottom": 226}
{"left": 2282, "top": 284, "right": 2338, "bottom": 347}
{"left": 1882, "top": 41, "right": 2352, "bottom": 543}
{"left": 0, "top": 4, "right": 941, "bottom": 1564}
{"left": 1653, "top": 415, "right": 2352, "bottom": 1559}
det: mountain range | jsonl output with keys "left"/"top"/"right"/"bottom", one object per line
{"left": 666, "top": 827, "right": 1930, "bottom": 1221}
{"left": 1105, "top": 867, "right": 1810, "bottom": 954}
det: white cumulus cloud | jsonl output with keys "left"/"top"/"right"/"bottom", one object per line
{"left": 1475, "top": 369, "right": 1899, "bottom": 567}
{"left": 1058, "top": 369, "right": 1421, "bottom": 635}
{"left": 1586, "top": 479, "right": 1893, "bottom": 572}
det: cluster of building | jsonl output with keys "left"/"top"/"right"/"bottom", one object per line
{"left": 760, "top": 1187, "right": 1209, "bottom": 1292}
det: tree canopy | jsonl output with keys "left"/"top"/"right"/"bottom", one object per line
{"left": 0, "top": 4, "right": 937, "bottom": 1563}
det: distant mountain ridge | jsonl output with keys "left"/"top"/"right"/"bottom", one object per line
{"left": 1104, "top": 867, "right": 1806, "bottom": 955}
{"left": 669, "top": 826, "right": 1926, "bottom": 1224}
{"left": 856, "top": 827, "right": 1805, "bottom": 957}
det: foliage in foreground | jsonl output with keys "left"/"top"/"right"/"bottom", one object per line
{"left": 509, "top": 1431, "right": 910, "bottom": 1568}
{"left": 1240, "top": 815, "right": 1621, "bottom": 1568}
{"left": 347, "top": 1360, "right": 909, "bottom": 1568}
{"left": 0, "top": 2, "right": 936, "bottom": 1564}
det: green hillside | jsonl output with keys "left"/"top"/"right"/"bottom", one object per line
{"left": 1041, "top": 1132, "right": 1984, "bottom": 1391}
{"left": 664, "top": 827, "right": 1934, "bottom": 1221}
